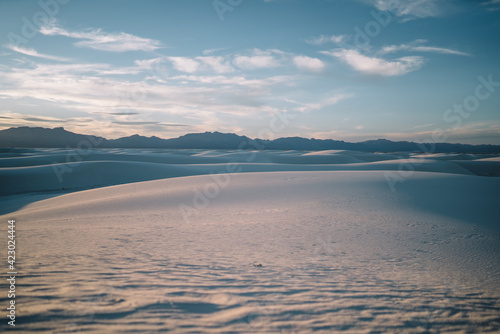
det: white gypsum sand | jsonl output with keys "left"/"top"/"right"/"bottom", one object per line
{"left": 0, "top": 150, "right": 499, "bottom": 333}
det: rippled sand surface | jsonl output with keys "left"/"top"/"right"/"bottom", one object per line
{"left": 2, "top": 169, "right": 499, "bottom": 333}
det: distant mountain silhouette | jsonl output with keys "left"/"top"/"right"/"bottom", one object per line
{"left": 0, "top": 127, "right": 106, "bottom": 148}
{"left": 107, "top": 134, "right": 167, "bottom": 148}
{"left": 1, "top": 126, "right": 499, "bottom": 153}
{"left": 165, "top": 132, "right": 254, "bottom": 149}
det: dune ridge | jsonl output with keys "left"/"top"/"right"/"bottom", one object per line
{"left": 2, "top": 149, "right": 498, "bottom": 197}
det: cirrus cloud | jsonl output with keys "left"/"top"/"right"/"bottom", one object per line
{"left": 372, "top": 0, "right": 448, "bottom": 20}
{"left": 323, "top": 49, "right": 425, "bottom": 76}
{"left": 380, "top": 40, "right": 471, "bottom": 56}
{"left": 40, "top": 20, "right": 161, "bottom": 52}
{"left": 305, "top": 34, "right": 347, "bottom": 46}
{"left": 6, "top": 44, "right": 73, "bottom": 62}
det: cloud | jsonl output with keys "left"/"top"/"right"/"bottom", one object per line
{"left": 168, "top": 49, "right": 326, "bottom": 74}
{"left": 323, "top": 49, "right": 424, "bottom": 76}
{"left": 170, "top": 74, "right": 293, "bottom": 87}
{"left": 293, "top": 92, "right": 354, "bottom": 112}
{"left": 168, "top": 57, "right": 200, "bottom": 73}
{"left": 6, "top": 62, "right": 144, "bottom": 76}
{"left": 134, "top": 57, "right": 164, "bottom": 70}
{"left": 196, "top": 56, "right": 234, "bottom": 73}
{"left": 0, "top": 112, "right": 66, "bottom": 123}
{"left": 40, "top": 20, "right": 161, "bottom": 52}
{"left": 0, "top": 111, "right": 195, "bottom": 140}
{"left": 380, "top": 40, "right": 471, "bottom": 56}
{"left": 0, "top": 111, "right": 92, "bottom": 128}
{"left": 482, "top": 0, "right": 500, "bottom": 11}
{"left": 0, "top": 58, "right": 295, "bottom": 133}
{"left": 233, "top": 55, "right": 278, "bottom": 70}
{"left": 202, "top": 47, "right": 228, "bottom": 55}
{"left": 293, "top": 56, "right": 325, "bottom": 72}
{"left": 373, "top": 0, "right": 447, "bottom": 20}
{"left": 305, "top": 34, "right": 347, "bottom": 46}
{"left": 168, "top": 56, "right": 234, "bottom": 74}
{"left": 386, "top": 122, "right": 500, "bottom": 144}
{"left": 112, "top": 121, "right": 189, "bottom": 127}
{"left": 233, "top": 49, "right": 283, "bottom": 70}
{"left": 102, "top": 112, "right": 140, "bottom": 116}
{"left": 6, "top": 44, "right": 73, "bottom": 62}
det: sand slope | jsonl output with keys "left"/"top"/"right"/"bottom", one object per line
{"left": 1, "top": 168, "right": 500, "bottom": 333}
{"left": 4, "top": 148, "right": 498, "bottom": 196}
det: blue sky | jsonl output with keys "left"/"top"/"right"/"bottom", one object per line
{"left": 0, "top": 0, "right": 499, "bottom": 144}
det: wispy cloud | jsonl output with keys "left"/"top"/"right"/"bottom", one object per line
{"left": 167, "top": 51, "right": 284, "bottom": 73}
{"left": 305, "top": 34, "right": 347, "bottom": 46}
{"left": 134, "top": 57, "right": 164, "bottom": 70}
{"left": 293, "top": 92, "right": 354, "bottom": 112}
{"left": 482, "top": 0, "right": 500, "bottom": 11}
{"left": 112, "top": 121, "right": 189, "bottom": 127}
{"left": 102, "top": 112, "right": 140, "bottom": 116}
{"left": 166, "top": 49, "right": 327, "bottom": 74}
{"left": 196, "top": 56, "right": 234, "bottom": 74}
{"left": 202, "top": 47, "right": 229, "bottom": 55}
{"left": 0, "top": 111, "right": 194, "bottom": 139}
{"left": 170, "top": 74, "right": 293, "bottom": 87}
{"left": 40, "top": 20, "right": 161, "bottom": 52}
{"left": 6, "top": 44, "right": 73, "bottom": 62}
{"left": 373, "top": 0, "right": 448, "bottom": 20}
{"left": 233, "top": 55, "right": 279, "bottom": 70}
{"left": 233, "top": 49, "right": 284, "bottom": 70}
{"left": 380, "top": 40, "right": 471, "bottom": 56}
{"left": 0, "top": 111, "right": 94, "bottom": 129}
{"left": 323, "top": 49, "right": 425, "bottom": 76}
{"left": 385, "top": 122, "right": 500, "bottom": 144}
{"left": 0, "top": 58, "right": 296, "bottom": 136}
{"left": 0, "top": 112, "right": 67, "bottom": 123}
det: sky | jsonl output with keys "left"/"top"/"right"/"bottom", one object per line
{"left": 0, "top": 0, "right": 499, "bottom": 144}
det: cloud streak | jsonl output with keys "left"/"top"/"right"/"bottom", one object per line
{"left": 380, "top": 40, "right": 471, "bottom": 56}
{"left": 305, "top": 34, "right": 347, "bottom": 46}
{"left": 293, "top": 92, "right": 354, "bottom": 113}
{"left": 324, "top": 49, "right": 425, "bottom": 76}
{"left": 233, "top": 55, "right": 279, "bottom": 70}
{"left": 40, "top": 20, "right": 161, "bottom": 52}
{"left": 482, "top": 0, "right": 500, "bottom": 11}
{"left": 373, "top": 0, "right": 450, "bottom": 20}
{"left": 6, "top": 44, "right": 73, "bottom": 62}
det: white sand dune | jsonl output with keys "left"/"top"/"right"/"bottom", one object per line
{"left": 1, "top": 149, "right": 499, "bottom": 333}
{"left": 415, "top": 153, "right": 478, "bottom": 161}
{"left": 451, "top": 160, "right": 500, "bottom": 177}
{"left": 0, "top": 150, "right": 230, "bottom": 168}
{"left": 0, "top": 159, "right": 474, "bottom": 196}
{"left": 2, "top": 149, "right": 494, "bottom": 196}
{"left": 474, "top": 156, "right": 500, "bottom": 162}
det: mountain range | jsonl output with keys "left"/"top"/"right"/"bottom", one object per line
{"left": 1, "top": 126, "right": 500, "bottom": 153}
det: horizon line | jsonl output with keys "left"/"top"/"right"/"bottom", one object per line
{"left": 2, "top": 126, "right": 500, "bottom": 148}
